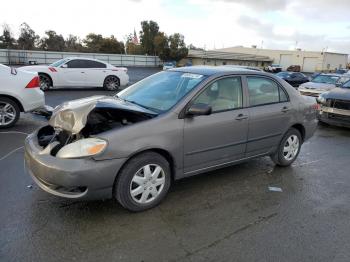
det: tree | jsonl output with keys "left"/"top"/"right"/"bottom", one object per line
{"left": 65, "top": 34, "right": 84, "bottom": 52}
{"left": 153, "top": 32, "right": 169, "bottom": 60}
{"left": 17, "top": 23, "right": 39, "bottom": 50}
{"left": 0, "top": 24, "right": 16, "bottom": 49}
{"left": 100, "top": 35, "right": 125, "bottom": 54}
{"left": 188, "top": 44, "right": 204, "bottom": 51}
{"left": 83, "top": 33, "right": 124, "bottom": 53}
{"left": 125, "top": 33, "right": 143, "bottom": 55}
{"left": 168, "top": 33, "right": 188, "bottom": 62}
{"left": 39, "top": 30, "right": 65, "bottom": 51}
{"left": 139, "top": 20, "right": 159, "bottom": 55}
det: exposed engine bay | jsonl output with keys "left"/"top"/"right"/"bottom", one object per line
{"left": 36, "top": 96, "right": 156, "bottom": 156}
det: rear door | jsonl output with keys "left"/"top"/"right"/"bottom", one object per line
{"left": 183, "top": 76, "right": 249, "bottom": 175}
{"left": 244, "top": 76, "right": 292, "bottom": 157}
{"left": 60, "top": 59, "right": 87, "bottom": 86}
{"left": 84, "top": 60, "right": 107, "bottom": 87}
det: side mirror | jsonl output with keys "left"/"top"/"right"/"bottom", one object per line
{"left": 187, "top": 103, "right": 212, "bottom": 116}
{"left": 61, "top": 64, "right": 68, "bottom": 68}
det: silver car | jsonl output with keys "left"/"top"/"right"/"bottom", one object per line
{"left": 25, "top": 66, "right": 318, "bottom": 211}
{"left": 299, "top": 74, "right": 350, "bottom": 97}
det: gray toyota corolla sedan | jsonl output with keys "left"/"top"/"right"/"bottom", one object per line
{"left": 25, "top": 66, "right": 318, "bottom": 211}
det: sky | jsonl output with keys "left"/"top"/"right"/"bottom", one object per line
{"left": 1, "top": 0, "right": 350, "bottom": 53}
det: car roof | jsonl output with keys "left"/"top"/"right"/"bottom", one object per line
{"left": 318, "top": 73, "right": 342, "bottom": 77}
{"left": 169, "top": 65, "right": 267, "bottom": 76}
{"left": 65, "top": 57, "right": 107, "bottom": 63}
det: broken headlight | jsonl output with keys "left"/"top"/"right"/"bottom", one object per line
{"left": 56, "top": 138, "right": 107, "bottom": 159}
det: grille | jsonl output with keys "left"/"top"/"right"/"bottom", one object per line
{"left": 329, "top": 99, "right": 350, "bottom": 110}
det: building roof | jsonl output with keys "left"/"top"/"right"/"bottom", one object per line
{"left": 187, "top": 50, "right": 273, "bottom": 62}
{"left": 170, "top": 65, "right": 268, "bottom": 76}
{"left": 216, "top": 46, "right": 349, "bottom": 56}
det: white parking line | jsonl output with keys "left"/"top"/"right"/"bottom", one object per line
{"left": 0, "top": 146, "right": 24, "bottom": 161}
{"left": 0, "top": 131, "right": 29, "bottom": 135}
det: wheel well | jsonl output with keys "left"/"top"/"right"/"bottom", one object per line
{"left": 38, "top": 73, "right": 53, "bottom": 86}
{"left": 0, "top": 95, "right": 24, "bottom": 112}
{"left": 111, "top": 148, "right": 176, "bottom": 198}
{"left": 291, "top": 123, "right": 305, "bottom": 142}
{"left": 118, "top": 149, "right": 175, "bottom": 178}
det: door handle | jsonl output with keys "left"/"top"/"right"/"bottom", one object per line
{"left": 281, "top": 106, "right": 290, "bottom": 113}
{"left": 81, "top": 72, "right": 85, "bottom": 73}
{"left": 235, "top": 114, "right": 248, "bottom": 120}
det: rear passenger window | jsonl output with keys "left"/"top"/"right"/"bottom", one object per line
{"left": 85, "top": 60, "right": 107, "bottom": 68}
{"left": 247, "top": 77, "right": 288, "bottom": 106}
{"left": 194, "top": 77, "right": 243, "bottom": 112}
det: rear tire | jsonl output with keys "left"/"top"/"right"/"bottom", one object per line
{"left": 114, "top": 152, "right": 171, "bottom": 212}
{"left": 103, "top": 76, "right": 120, "bottom": 91}
{"left": 0, "top": 97, "right": 20, "bottom": 128}
{"left": 270, "top": 128, "right": 302, "bottom": 167}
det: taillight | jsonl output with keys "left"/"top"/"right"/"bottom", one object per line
{"left": 310, "top": 103, "right": 320, "bottom": 111}
{"left": 48, "top": 67, "right": 57, "bottom": 72}
{"left": 25, "top": 76, "right": 40, "bottom": 88}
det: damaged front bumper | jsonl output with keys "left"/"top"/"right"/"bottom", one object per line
{"left": 24, "top": 130, "right": 127, "bottom": 200}
{"left": 318, "top": 106, "right": 350, "bottom": 128}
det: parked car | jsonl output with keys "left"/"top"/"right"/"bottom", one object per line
{"left": 335, "top": 68, "right": 349, "bottom": 75}
{"left": 287, "top": 65, "right": 301, "bottom": 72}
{"left": 264, "top": 64, "right": 282, "bottom": 73}
{"left": 19, "top": 57, "right": 129, "bottom": 91}
{"left": 298, "top": 74, "right": 347, "bottom": 97}
{"left": 224, "top": 65, "right": 262, "bottom": 71}
{"left": 276, "top": 72, "right": 309, "bottom": 87}
{"left": 163, "top": 62, "right": 176, "bottom": 70}
{"left": 25, "top": 66, "right": 318, "bottom": 211}
{"left": 317, "top": 79, "right": 350, "bottom": 127}
{"left": 0, "top": 64, "right": 45, "bottom": 128}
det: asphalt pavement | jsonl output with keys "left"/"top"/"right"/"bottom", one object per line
{"left": 1, "top": 67, "right": 350, "bottom": 262}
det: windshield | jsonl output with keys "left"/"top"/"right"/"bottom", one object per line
{"left": 312, "top": 75, "right": 339, "bottom": 84}
{"left": 337, "top": 76, "right": 350, "bottom": 84}
{"left": 50, "top": 58, "right": 70, "bottom": 67}
{"left": 342, "top": 80, "right": 350, "bottom": 88}
{"left": 117, "top": 71, "right": 206, "bottom": 113}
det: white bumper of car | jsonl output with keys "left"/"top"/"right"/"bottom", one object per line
{"left": 22, "top": 88, "right": 45, "bottom": 112}
{"left": 298, "top": 87, "right": 325, "bottom": 97}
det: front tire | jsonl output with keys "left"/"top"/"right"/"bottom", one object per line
{"left": 0, "top": 97, "right": 20, "bottom": 128}
{"left": 39, "top": 74, "right": 52, "bottom": 91}
{"left": 103, "top": 76, "right": 120, "bottom": 91}
{"left": 114, "top": 152, "right": 171, "bottom": 212}
{"left": 270, "top": 128, "right": 302, "bottom": 166}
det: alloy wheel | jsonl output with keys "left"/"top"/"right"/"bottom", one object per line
{"left": 39, "top": 75, "right": 50, "bottom": 91}
{"left": 0, "top": 102, "right": 16, "bottom": 126}
{"left": 105, "top": 76, "right": 119, "bottom": 91}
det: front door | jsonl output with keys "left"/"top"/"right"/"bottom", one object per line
{"left": 60, "top": 59, "right": 87, "bottom": 86}
{"left": 183, "top": 76, "right": 249, "bottom": 175}
{"left": 244, "top": 76, "right": 293, "bottom": 157}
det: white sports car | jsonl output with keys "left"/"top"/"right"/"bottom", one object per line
{"left": 0, "top": 64, "right": 45, "bottom": 128}
{"left": 20, "top": 57, "right": 129, "bottom": 91}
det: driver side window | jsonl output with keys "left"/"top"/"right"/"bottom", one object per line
{"left": 193, "top": 77, "right": 243, "bottom": 113}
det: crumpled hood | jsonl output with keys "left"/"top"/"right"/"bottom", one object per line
{"left": 49, "top": 96, "right": 156, "bottom": 134}
{"left": 300, "top": 81, "right": 335, "bottom": 91}
{"left": 321, "top": 88, "right": 350, "bottom": 101}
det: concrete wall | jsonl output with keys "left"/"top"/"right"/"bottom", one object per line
{"left": 216, "top": 47, "right": 348, "bottom": 72}
{"left": 0, "top": 49, "right": 162, "bottom": 67}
